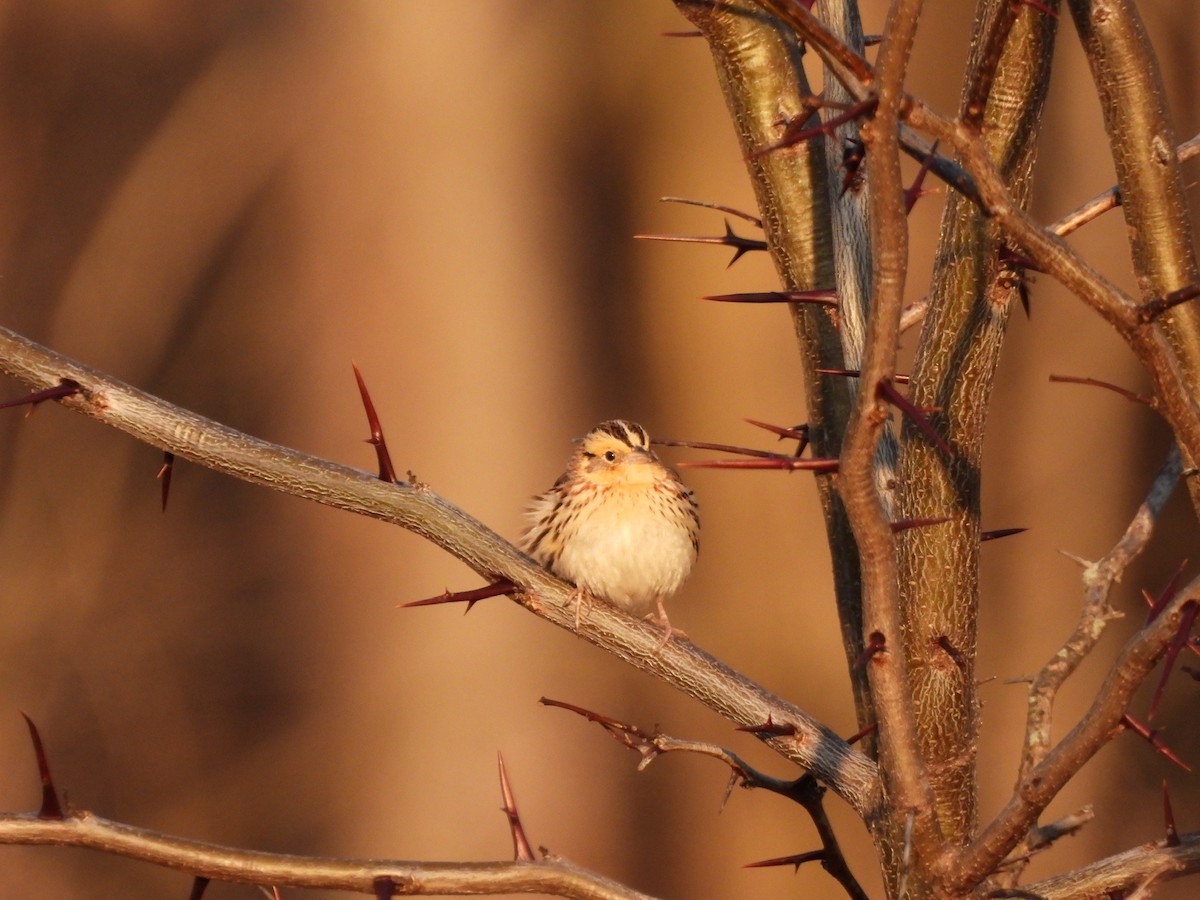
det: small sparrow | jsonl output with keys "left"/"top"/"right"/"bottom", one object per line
{"left": 521, "top": 419, "right": 699, "bottom": 644}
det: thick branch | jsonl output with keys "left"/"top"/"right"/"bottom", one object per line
{"left": 0, "top": 325, "right": 879, "bottom": 816}
{"left": 0, "top": 811, "right": 651, "bottom": 899}
{"left": 840, "top": 0, "right": 944, "bottom": 884}
{"left": 1066, "top": 0, "right": 1200, "bottom": 518}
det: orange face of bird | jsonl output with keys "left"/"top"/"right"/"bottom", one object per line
{"left": 572, "top": 420, "right": 663, "bottom": 488}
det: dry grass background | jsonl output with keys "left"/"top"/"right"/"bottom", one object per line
{"left": 0, "top": 2, "right": 1197, "bottom": 897}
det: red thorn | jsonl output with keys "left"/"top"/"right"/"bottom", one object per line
{"left": 744, "top": 419, "right": 809, "bottom": 443}
{"left": 188, "top": 876, "right": 211, "bottom": 900}
{"left": 877, "top": 380, "right": 953, "bottom": 456}
{"left": 816, "top": 367, "right": 911, "bottom": 385}
{"left": 749, "top": 98, "right": 879, "bottom": 159}
{"left": 1145, "top": 559, "right": 1189, "bottom": 624}
{"left": 20, "top": 712, "right": 63, "bottom": 820}
{"left": 1120, "top": 714, "right": 1192, "bottom": 771}
{"left": 654, "top": 437, "right": 796, "bottom": 460}
{"left": 660, "top": 30, "right": 702, "bottom": 37}
{"left": 702, "top": 290, "right": 837, "bottom": 306}
{"left": 677, "top": 457, "right": 838, "bottom": 472}
{"left": 352, "top": 363, "right": 398, "bottom": 483}
{"left": 744, "top": 850, "right": 826, "bottom": 871}
{"left": 844, "top": 722, "right": 878, "bottom": 746}
{"left": 891, "top": 516, "right": 951, "bottom": 534}
{"left": 1148, "top": 600, "right": 1199, "bottom": 720}
{"left": 981, "top": 527, "right": 1027, "bottom": 542}
{"left": 157, "top": 452, "right": 175, "bottom": 513}
{"left": 735, "top": 715, "right": 796, "bottom": 737}
{"left": 1021, "top": 0, "right": 1059, "bottom": 17}
{"left": 400, "top": 580, "right": 516, "bottom": 613}
{"left": 0, "top": 379, "right": 81, "bottom": 416}
{"left": 1162, "top": 780, "right": 1180, "bottom": 847}
{"left": 905, "top": 140, "right": 940, "bottom": 214}
{"left": 633, "top": 220, "right": 768, "bottom": 267}
{"left": 497, "top": 752, "right": 535, "bottom": 862}
{"left": 856, "top": 631, "right": 887, "bottom": 668}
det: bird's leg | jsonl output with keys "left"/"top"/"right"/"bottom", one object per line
{"left": 648, "top": 596, "right": 687, "bottom": 650}
{"left": 570, "top": 587, "right": 598, "bottom": 630}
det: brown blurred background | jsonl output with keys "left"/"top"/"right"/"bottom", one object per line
{"left": 0, "top": 2, "right": 1197, "bottom": 897}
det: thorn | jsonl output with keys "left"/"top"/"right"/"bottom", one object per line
{"left": 702, "top": 290, "right": 837, "bottom": 306}
{"left": 748, "top": 97, "right": 879, "bottom": 159}
{"left": 497, "top": 752, "right": 535, "bottom": 862}
{"left": 0, "top": 379, "right": 82, "bottom": 416}
{"left": 744, "top": 850, "right": 826, "bottom": 871}
{"left": 659, "top": 196, "right": 762, "bottom": 228}
{"left": 744, "top": 419, "right": 809, "bottom": 444}
{"left": 1144, "top": 559, "right": 1188, "bottom": 624}
{"left": 935, "top": 635, "right": 967, "bottom": 671}
{"left": 189, "top": 876, "right": 210, "bottom": 900}
{"left": 654, "top": 437, "right": 796, "bottom": 460}
{"left": 399, "top": 580, "right": 516, "bottom": 613}
{"left": 660, "top": 30, "right": 702, "bottom": 37}
{"left": 877, "top": 380, "right": 954, "bottom": 456}
{"left": 633, "top": 220, "right": 767, "bottom": 267}
{"left": 905, "top": 140, "right": 940, "bottom": 214}
{"left": 891, "top": 516, "right": 951, "bottom": 533}
{"left": 981, "top": 527, "right": 1027, "bottom": 542}
{"left": 1120, "top": 714, "right": 1191, "bottom": 771}
{"left": 352, "top": 363, "right": 398, "bottom": 483}
{"left": 816, "top": 367, "right": 911, "bottom": 384}
{"left": 1163, "top": 781, "right": 1180, "bottom": 847}
{"left": 1139, "top": 282, "right": 1200, "bottom": 324}
{"left": 676, "top": 457, "right": 838, "bottom": 472}
{"left": 856, "top": 631, "right": 888, "bottom": 668}
{"left": 1021, "top": 0, "right": 1059, "bottom": 16}
{"left": 735, "top": 715, "right": 796, "bottom": 737}
{"left": 844, "top": 722, "right": 877, "bottom": 745}
{"left": 1148, "top": 600, "right": 1198, "bottom": 720}
{"left": 1048, "top": 374, "right": 1155, "bottom": 408}
{"left": 157, "top": 452, "right": 174, "bottom": 513}
{"left": 20, "top": 712, "right": 64, "bottom": 820}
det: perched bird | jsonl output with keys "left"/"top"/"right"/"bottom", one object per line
{"left": 521, "top": 419, "right": 699, "bottom": 645}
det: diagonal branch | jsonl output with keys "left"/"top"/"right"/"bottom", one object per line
{"left": 0, "top": 324, "right": 879, "bottom": 818}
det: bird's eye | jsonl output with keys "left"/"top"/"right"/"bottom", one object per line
{"left": 604, "top": 450, "right": 617, "bottom": 462}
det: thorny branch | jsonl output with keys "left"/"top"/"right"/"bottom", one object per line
{"left": 0, "top": 811, "right": 653, "bottom": 900}
{"left": 539, "top": 698, "right": 869, "bottom": 900}
{"left": 0, "top": 325, "right": 879, "bottom": 818}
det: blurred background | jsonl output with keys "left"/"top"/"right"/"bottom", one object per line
{"left": 0, "top": 2, "right": 1197, "bottom": 897}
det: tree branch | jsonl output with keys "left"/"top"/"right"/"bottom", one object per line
{"left": 1019, "top": 830, "right": 1200, "bottom": 900}
{"left": 0, "top": 324, "right": 879, "bottom": 817}
{"left": 0, "top": 811, "right": 653, "bottom": 899}
{"left": 941, "top": 575, "right": 1200, "bottom": 892}
{"left": 1021, "top": 447, "right": 1182, "bottom": 780}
